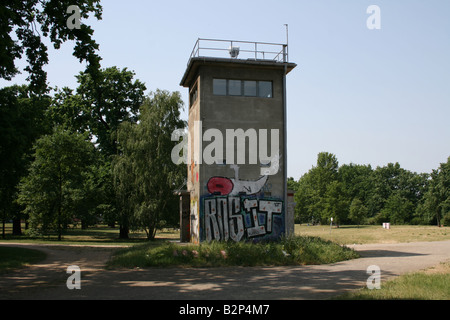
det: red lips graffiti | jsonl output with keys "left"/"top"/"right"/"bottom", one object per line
{"left": 207, "top": 177, "right": 234, "bottom": 195}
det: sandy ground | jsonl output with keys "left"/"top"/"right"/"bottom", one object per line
{"left": 0, "top": 240, "right": 449, "bottom": 300}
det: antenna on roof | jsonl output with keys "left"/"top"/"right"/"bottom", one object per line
{"left": 284, "top": 24, "right": 289, "bottom": 61}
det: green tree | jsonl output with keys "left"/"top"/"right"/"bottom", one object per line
{"left": 18, "top": 128, "right": 95, "bottom": 240}
{"left": 367, "top": 163, "right": 404, "bottom": 216}
{"left": 315, "top": 152, "right": 339, "bottom": 193}
{"left": 114, "top": 90, "right": 186, "bottom": 240}
{"left": 378, "top": 193, "right": 414, "bottom": 225}
{"left": 294, "top": 173, "right": 316, "bottom": 224}
{"left": 338, "top": 163, "right": 374, "bottom": 206}
{"left": 323, "top": 180, "right": 349, "bottom": 226}
{"left": 51, "top": 67, "right": 147, "bottom": 237}
{"left": 366, "top": 163, "right": 429, "bottom": 223}
{"left": 418, "top": 157, "right": 450, "bottom": 226}
{"left": 349, "top": 198, "right": 368, "bottom": 226}
{"left": 75, "top": 66, "right": 147, "bottom": 157}
{"left": 0, "top": 85, "right": 51, "bottom": 237}
{"left": 48, "top": 87, "right": 87, "bottom": 133}
{"left": 287, "top": 177, "right": 299, "bottom": 192}
{"left": 294, "top": 152, "right": 340, "bottom": 224}
{"left": 1, "top": 0, "right": 102, "bottom": 93}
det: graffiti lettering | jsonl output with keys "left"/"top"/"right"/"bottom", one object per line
{"left": 203, "top": 196, "right": 283, "bottom": 242}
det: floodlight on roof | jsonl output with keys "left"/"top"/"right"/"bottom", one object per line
{"left": 228, "top": 46, "right": 240, "bottom": 58}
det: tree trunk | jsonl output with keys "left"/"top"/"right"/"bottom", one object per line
{"left": 12, "top": 218, "right": 22, "bottom": 235}
{"left": 119, "top": 225, "right": 129, "bottom": 239}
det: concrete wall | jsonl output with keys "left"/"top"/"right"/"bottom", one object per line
{"left": 183, "top": 58, "right": 295, "bottom": 243}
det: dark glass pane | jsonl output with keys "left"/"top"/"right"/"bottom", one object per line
{"left": 258, "top": 81, "right": 272, "bottom": 98}
{"left": 228, "top": 80, "right": 242, "bottom": 96}
{"left": 244, "top": 80, "right": 257, "bottom": 96}
{"left": 213, "top": 79, "right": 227, "bottom": 95}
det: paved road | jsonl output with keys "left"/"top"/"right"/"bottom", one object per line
{"left": 1, "top": 240, "right": 449, "bottom": 300}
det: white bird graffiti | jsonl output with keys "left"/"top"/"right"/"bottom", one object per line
{"left": 207, "top": 164, "right": 269, "bottom": 196}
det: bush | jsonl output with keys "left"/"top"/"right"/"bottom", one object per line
{"left": 107, "top": 236, "right": 360, "bottom": 269}
{"left": 441, "top": 213, "right": 450, "bottom": 227}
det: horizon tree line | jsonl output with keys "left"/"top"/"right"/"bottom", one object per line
{"left": 289, "top": 152, "right": 450, "bottom": 227}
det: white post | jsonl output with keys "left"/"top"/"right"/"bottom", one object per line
{"left": 330, "top": 217, "right": 333, "bottom": 234}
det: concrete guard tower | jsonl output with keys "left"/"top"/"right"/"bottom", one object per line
{"left": 180, "top": 38, "right": 296, "bottom": 243}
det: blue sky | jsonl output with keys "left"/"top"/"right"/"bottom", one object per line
{"left": 3, "top": 0, "right": 450, "bottom": 179}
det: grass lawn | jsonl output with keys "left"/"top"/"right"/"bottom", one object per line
{"left": 336, "top": 260, "right": 450, "bottom": 300}
{"left": 1, "top": 223, "right": 449, "bottom": 299}
{"left": 107, "top": 236, "right": 360, "bottom": 268}
{"left": 295, "top": 224, "right": 450, "bottom": 245}
{"left": 0, "top": 246, "right": 47, "bottom": 274}
{"left": 0, "top": 223, "right": 179, "bottom": 246}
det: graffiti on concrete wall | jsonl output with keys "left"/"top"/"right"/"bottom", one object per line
{"left": 201, "top": 165, "right": 284, "bottom": 242}
{"left": 190, "top": 198, "right": 199, "bottom": 244}
{"left": 203, "top": 195, "right": 283, "bottom": 242}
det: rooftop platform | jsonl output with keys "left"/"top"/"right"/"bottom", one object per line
{"left": 180, "top": 38, "right": 296, "bottom": 87}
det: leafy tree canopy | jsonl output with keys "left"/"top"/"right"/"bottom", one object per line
{"left": 0, "top": 0, "right": 102, "bottom": 93}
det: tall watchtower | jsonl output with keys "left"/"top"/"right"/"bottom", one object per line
{"left": 180, "top": 39, "right": 296, "bottom": 243}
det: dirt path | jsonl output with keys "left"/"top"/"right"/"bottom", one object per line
{"left": 1, "top": 240, "right": 449, "bottom": 300}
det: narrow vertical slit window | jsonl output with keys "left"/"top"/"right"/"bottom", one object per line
{"left": 190, "top": 83, "right": 198, "bottom": 107}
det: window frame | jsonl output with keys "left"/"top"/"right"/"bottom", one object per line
{"left": 213, "top": 78, "right": 227, "bottom": 96}
{"left": 243, "top": 80, "right": 257, "bottom": 97}
{"left": 189, "top": 81, "right": 199, "bottom": 107}
{"left": 258, "top": 81, "right": 273, "bottom": 98}
{"left": 212, "top": 78, "right": 273, "bottom": 98}
{"left": 228, "top": 79, "right": 242, "bottom": 96}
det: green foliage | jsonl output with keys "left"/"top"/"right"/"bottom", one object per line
{"left": 379, "top": 193, "right": 414, "bottom": 224}
{"left": 294, "top": 152, "right": 444, "bottom": 226}
{"left": 113, "top": 90, "right": 186, "bottom": 240}
{"left": 349, "top": 198, "right": 368, "bottom": 225}
{"left": 48, "top": 66, "right": 147, "bottom": 238}
{"left": 17, "top": 127, "right": 95, "bottom": 239}
{"left": 287, "top": 177, "right": 299, "bottom": 192}
{"left": 0, "top": 85, "right": 51, "bottom": 236}
{"left": 107, "top": 236, "right": 359, "bottom": 268}
{"left": 417, "top": 157, "right": 450, "bottom": 226}
{"left": 294, "top": 152, "right": 340, "bottom": 225}
{"left": 1, "top": 0, "right": 102, "bottom": 93}
{"left": 75, "top": 66, "right": 147, "bottom": 157}
{"left": 337, "top": 261, "right": 450, "bottom": 300}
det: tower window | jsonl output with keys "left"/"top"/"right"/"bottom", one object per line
{"left": 258, "top": 81, "right": 272, "bottom": 98}
{"left": 228, "top": 80, "right": 242, "bottom": 96}
{"left": 213, "top": 79, "right": 272, "bottom": 98}
{"left": 244, "top": 80, "right": 257, "bottom": 96}
{"left": 190, "top": 83, "right": 198, "bottom": 107}
{"left": 213, "top": 79, "right": 227, "bottom": 95}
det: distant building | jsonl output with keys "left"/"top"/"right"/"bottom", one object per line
{"left": 180, "top": 38, "right": 296, "bottom": 243}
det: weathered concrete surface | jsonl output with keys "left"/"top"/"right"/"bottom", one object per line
{"left": 0, "top": 240, "right": 449, "bottom": 300}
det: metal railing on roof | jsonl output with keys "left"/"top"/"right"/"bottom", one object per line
{"left": 188, "top": 38, "right": 288, "bottom": 65}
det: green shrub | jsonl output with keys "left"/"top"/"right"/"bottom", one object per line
{"left": 107, "top": 236, "right": 359, "bottom": 269}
